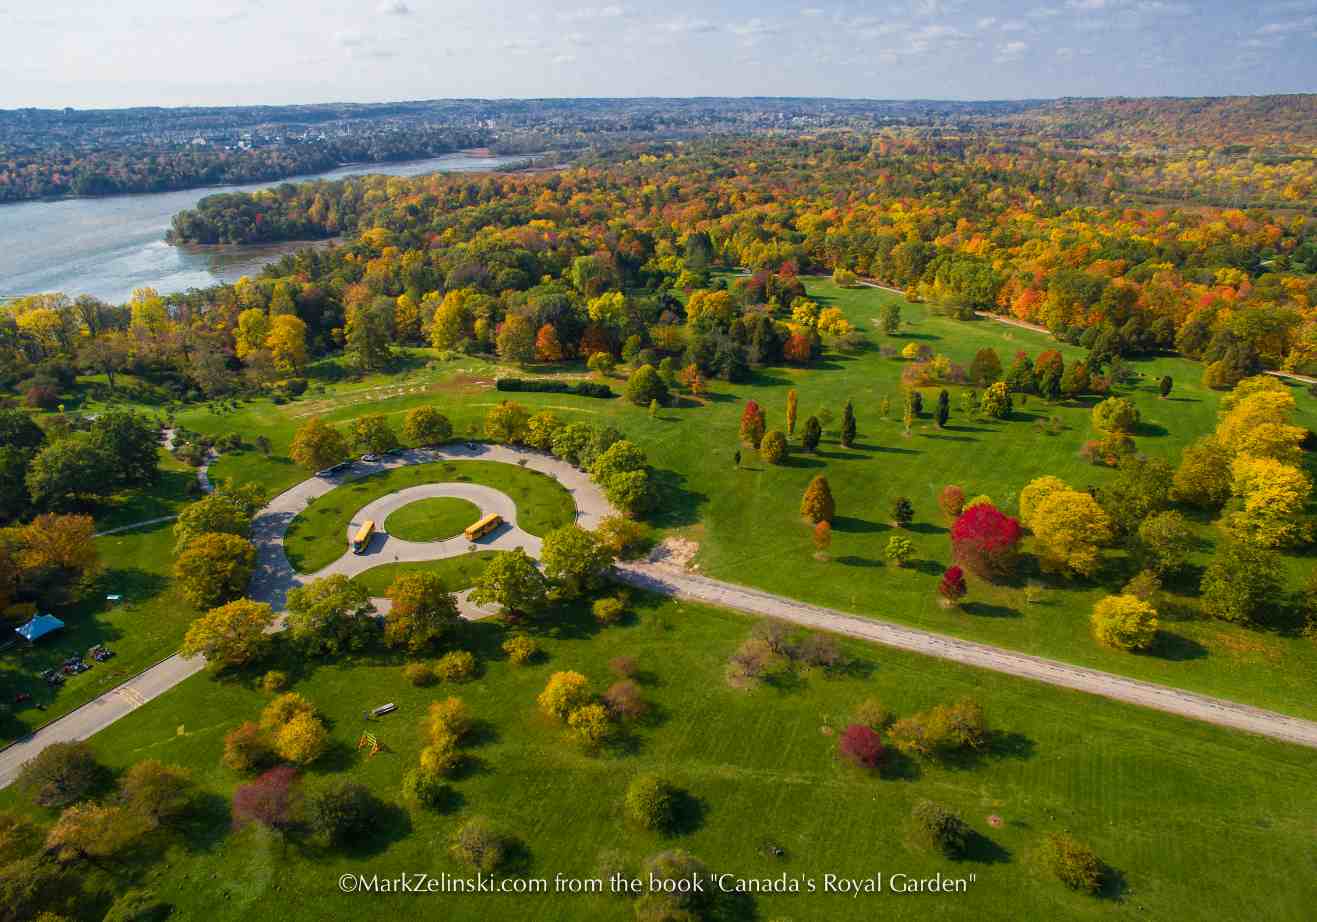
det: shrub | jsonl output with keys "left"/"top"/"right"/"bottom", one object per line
{"left": 625, "top": 366, "right": 669, "bottom": 407}
{"left": 889, "top": 698, "right": 989, "bottom": 758}
{"left": 760, "top": 429, "right": 788, "bottom": 463}
{"left": 801, "top": 415, "right": 822, "bottom": 452}
{"left": 739, "top": 400, "right": 766, "bottom": 447}
{"left": 402, "top": 766, "right": 451, "bottom": 809}
{"left": 1041, "top": 833, "right": 1103, "bottom": 894}
{"left": 592, "top": 595, "right": 627, "bottom": 625}
{"left": 796, "top": 633, "right": 845, "bottom": 669}
{"left": 641, "top": 850, "right": 711, "bottom": 915}
{"left": 609, "top": 655, "right": 638, "bottom": 678}
{"left": 232, "top": 766, "right": 299, "bottom": 830}
{"left": 16, "top": 741, "right": 105, "bottom": 808}
{"left": 223, "top": 721, "right": 275, "bottom": 773}
{"left": 853, "top": 697, "right": 890, "bottom": 729}
{"left": 305, "top": 780, "right": 379, "bottom": 847}
{"left": 604, "top": 680, "right": 647, "bottom": 720}
{"left": 434, "top": 650, "right": 476, "bottom": 682}
{"left": 838, "top": 723, "right": 884, "bottom": 769}
{"left": 259, "top": 670, "right": 288, "bottom": 693}
{"left": 979, "top": 381, "right": 1012, "bottom": 419}
{"left": 938, "top": 566, "right": 967, "bottom": 605}
{"left": 891, "top": 496, "right": 914, "bottom": 527}
{"left": 950, "top": 503, "right": 1022, "bottom": 580}
{"left": 625, "top": 774, "right": 676, "bottom": 831}
{"left": 568, "top": 703, "right": 615, "bottom": 748}
{"left": 450, "top": 817, "right": 509, "bottom": 872}
{"left": 495, "top": 377, "right": 613, "bottom": 398}
{"left": 938, "top": 484, "right": 965, "bottom": 521}
{"left": 1092, "top": 594, "right": 1159, "bottom": 651}
{"left": 909, "top": 800, "right": 970, "bottom": 857}
{"left": 260, "top": 692, "right": 316, "bottom": 733}
{"left": 502, "top": 634, "right": 539, "bottom": 665}
{"left": 419, "top": 739, "right": 461, "bottom": 777}
{"left": 539, "top": 671, "right": 591, "bottom": 721}
{"left": 1092, "top": 396, "right": 1139, "bottom": 434}
{"left": 427, "top": 697, "right": 472, "bottom": 743}
{"left": 404, "top": 662, "right": 437, "bottom": 686}
{"left": 596, "top": 515, "right": 652, "bottom": 559}
{"left": 885, "top": 535, "right": 914, "bottom": 566}
{"left": 273, "top": 713, "right": 329, "bottom": 765}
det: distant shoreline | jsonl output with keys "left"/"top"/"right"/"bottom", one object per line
{"left": 0, "top": 150, "right": 533, "bottom": 209}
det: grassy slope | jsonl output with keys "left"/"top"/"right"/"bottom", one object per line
{"left": 2, "top": 596, "right": 1312, "bottom": 922}
{"left": 382, "top": 496, "right": 482, "bottom": 542}
{"left": 181, "top": 279, "right": 1317, "bottom": 719}
{"left": 283, "top": 461, "right": 576, "bottom": 574}
{"left": 0, "top": 521, "right": 200, "bottom": 745}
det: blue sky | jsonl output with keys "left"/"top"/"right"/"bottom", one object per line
{"left": 2, "top": 0, "right": 1315, "bottom": 108}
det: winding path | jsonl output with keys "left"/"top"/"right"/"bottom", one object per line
{"left": 5, "top": 446, "right": 1317, "bottom": 790}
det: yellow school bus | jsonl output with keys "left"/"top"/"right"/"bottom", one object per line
{"left": 351, "top": 520, "right": 375, "bottom": 554}
{"left": 463, "top": 513, "right": 502, "bottom": 542}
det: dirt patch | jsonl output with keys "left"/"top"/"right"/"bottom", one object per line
{"left": 647, "top": 536, "right": 700, "bottom": 571}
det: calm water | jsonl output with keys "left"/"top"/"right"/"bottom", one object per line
{"left": 0, "top": 152, "right": 526, "bottom": 303}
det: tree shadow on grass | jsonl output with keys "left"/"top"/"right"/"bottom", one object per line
{"left": 1147, "top": 631, "right": 1207, "bottom": 662}
{"left": 960, "top": 601, "right": 1022, "bottom": 619}
{"left": 177, "top": 791, "right": 236, "bottom": 855}
{"left": 961, "top": 830, "right": 1012, "bottom": 865}
{"left": 921, "top": 432, "right": 978, "bottom": 443}
{"left": 764, "top": 666, "right": 808, "bottom": 695}
{"left": 832, "top": 516, "right": 886, "bottom": 534}
{"left": 781, "top": 455, "right": 825, "bottom": 469}
{"left": 464, "top": 718, "right": 502, "bottom": 749}
{"left": 906, "top": 559, "right": 944, "bottom": 576}
{"left": 835, "top": 555, "right": 883, "bottom": 568}
{"left": 649, "top": 468, "right": 706, "bottom": 529}
{"left": 668, "top": 788, "right": 708, "bottom": 837}
{"left": 906, "top": 522, "right": 948, "bottom": 535}
{"left": 1098, "top": 864, "right": 1130, "bottom": 902}
{"left": 332, "top": 799, "right": 413, "bottom": 860}
{"left": 879, "top": 749, "right": 921, "bottom": 781}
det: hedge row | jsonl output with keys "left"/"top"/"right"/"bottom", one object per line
{"left": 495, "top": 378, "right": 614, "bottom": 398}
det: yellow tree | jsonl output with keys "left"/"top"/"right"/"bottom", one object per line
{"left": 179, "top": 599, "right": 273, "bottom": 668}
{"left": 1019, "top": 475, "right": 1071, "bottom": 530}
{"left": 234, "top": 308, "right": 271, "bottom": 360}
{"left": 45, "top": 803, "right": 150, "bottom": 863}
{"left": 265, "top": 314, "right": 308, "bottom": 374}
{"left": 274, "top": 712, "right": 329, "bottom": 765}
{"left": 537, "top": 671, "right": 590, "bottom": 721}
{"left": 1228, "top": 454, "right": 1312, "bottom": 547}
{"left": 289, "top": 417, "right": 349, "bottom": 471}
{"left": 1031, "top": 490, "right": 1113, "bottom": 577}
{"left": 173, "top": 533, "right": 255, "bottom": 608}
{"left": 1091, "top": 595, "right": 1159, "bottom": 651}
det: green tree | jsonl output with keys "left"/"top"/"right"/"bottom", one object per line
{"left": 348, "top": 414, "right": 400, "bottom": 454}
{"left": 384, "top": 572, "right": 461, "bottom": 651}
{"left": 88, "top": 411, "right": 160, "bottom": 486}
{"left": 1100, "top": 455, "right": 1173, "bottom": 538}
{"left": 625, "top": 365, "right": 669, "bottom": 407}
{"left": 979, "top": 381, "right": 1012, "bottom": 420}
{"left": 886, "top": 535, "right": 914, "bottom": 566}
{"left": 1200, "top": 540, "right": 1283, "bottom": 624}
{"left": 1092, "top": 396, "right": 1140, "bottom": 434}
{"left": 802, "top": 415, "right": 822, "bottom": 452}
{"left": 173, "top": 491, "right": 252, "bottom": 553}
{"left": 0, "top": 408, "right": 46, "bottom": 454}
{"left": 969, "top": 348, "right": 1002, "bottom": 386}
{"left": 541, "top": 524, "right": 614, "bottom": 597}
{"left": 1136, "top": 510, "right": 1194, "bottom": 576}
{"left": 841, "top": 400, "right": 857, "bottom": 447}
{"left": 305, "top": 780, "right": 380, "bottom": 847}
{"left": 16, "top": 741, "right": 105, "bottom": 809}
{"left": 469, "top": 547, "right": 548, "bottom": 617}
{"left": 879, "top": 302, "right": 901, "bottom": 334}
{"left": 484, "top": 401, "right": 529, "bottom": 444}
{"left": 403, "top": 406, "right": 453, "bottom": 447}
{"left": 1171, "top": 436, "right": 1232, "bottom": 509}
{"left": 496, "top": 314, "right": 537, "bottom": 365}
{"left": 25, "top": 435, "right": 111, "bottom": 508}
{"left": 289, "top": 418, "right": 349, "bottom": 471}
{"left": 760, "top": 429, "right": 788, "bottom": 464}
{"left": 179, "top": 598, "right": 274, "bottom": 668}
{"left": 345, "top": 297, "right": 394, "bottom": 371}
{"left": 625, "top": 774, "right": 676, "bottom": 831}
{"left": 1041, "top": 833, "right": 1103, "bottom": 894}
{"left": 909, "top": 800, "right": 970, "bottom": 858}
{"left": 118, "top": 760, "right": 195, "bottom": 827}
{"left": 603, "top": 469, "right": 653, "bottom": 515}
{"left": 285, "top": 574, "right": 374, "bottom": 656}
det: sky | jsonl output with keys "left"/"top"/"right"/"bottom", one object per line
{"left": 2, "top": 0, "right": 1315, "bottom": 109}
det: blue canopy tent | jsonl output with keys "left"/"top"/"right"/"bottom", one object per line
{"left": 16, "top": 614, "right": 64, "bottom": 642}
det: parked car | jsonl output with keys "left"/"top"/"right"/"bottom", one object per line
{"left": 361, "top": 453, "right": 382, "bottom": 463}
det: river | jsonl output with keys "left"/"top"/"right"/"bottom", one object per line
{"left": 0, "top": 152, "right": 527, "bottom": 304}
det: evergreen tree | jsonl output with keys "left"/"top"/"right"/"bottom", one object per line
{"left": 841, "top": 401, "right": 857, "bottom": 447}
{"left": 802, "top": 416, "right": 822, "bottom": 452}
{"left": 936, "top": 390, "right": 950, "bottom": 428}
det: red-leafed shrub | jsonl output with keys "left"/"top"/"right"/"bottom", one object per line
{"left": 938, "top": 566, "right": 967, "bottom": 604}
{"left": 838, "top": 723, "right": 885, "bottom": 769}
{"left": 950, "top": 503, "right": 1022, "bottom": 580}
{"left": 739, "top": 399, "right": 766, "bottom": 447}
{"left": 232, "top": 765, "right": 299, "bottom": 830}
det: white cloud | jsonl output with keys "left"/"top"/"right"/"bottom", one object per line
{"left": 994, "top": 39, "right": 1028, "bottom": 62}
{"left": 659, "top": 16, "right": 718, "bottom": 33}
{"left": 1028, "top": 6, "right": 1061, "bottom": 17}
{"left": 500, "top": 37, "right": 543, "bottom": 54}
{"left": 1258, "top": 14, "right": 1317, "bottom": 33}
{"left": 730, "top": 18, "right": 780, "bottom": 38}
{"left": 559, "top": 5, "right": 627, "bottom": 22}
{"left": 1055, "top": 46, "right": 1075, "bottom": 58}
{"left": 1067, "top": 0, "right": 1109, "bottom": 9}
{"left": 378, "top": 0, "right": 411, "bottom": 15}
{"left": 999, "top": 19, "right": 1029, "bottom": 31}
{"left": 553, "top": 53, "right": 577, "bottom": 64}
{"left": 801, "top": 7, "right": 825, "bottom": 16}
{"left": 976, "top": 16, "right": 998, "bottom": 29}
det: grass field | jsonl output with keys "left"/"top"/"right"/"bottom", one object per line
{"left": 164, "top": 278, "right": 1317, "bottom": 719}
{"left": 283, "top": 461, "right": 577, "bottom": 574}
{"left": 352, "top": 552, "right": 504, "bottom": 597}
{"left": 382, "top": 496, "right": 482, "bottom": 542}
{"left": 0, "top": 520, "right": 200, "bottom": 745}
{"left": 2, "top": 594, "right": 1313, "bottom": 922}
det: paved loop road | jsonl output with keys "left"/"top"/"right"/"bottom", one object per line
{"left": 4, "top": 444, "right": 1316, "bottom": 790}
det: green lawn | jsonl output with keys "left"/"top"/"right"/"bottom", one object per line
{"left": 0, "top": 520, "right": 200, "bottom": 745}
{"left": 352, "top": 551, "right": 504, "bottom": 597}
{"left": 3, "top": 594, "right": 1313, "bottom": 922}
{"left": 173, "top": 278, "right": 1317, "bottom": 719}
{"left": 382, "top": 496, "right": 482, "bottom": 542}
{"left": 283, "top": 461, "right": 576, "bottom": 574}
{"left": 91, "top": 448, "right": 200, "bottom": 532}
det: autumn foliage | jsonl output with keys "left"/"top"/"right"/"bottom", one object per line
{"left": 950, "top": 503, "right": 1022, "bottom": 580}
